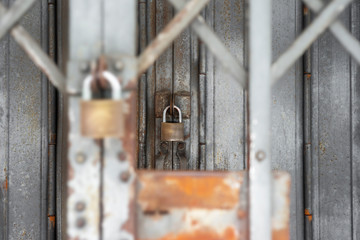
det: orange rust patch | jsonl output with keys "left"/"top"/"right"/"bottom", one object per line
{"left": 273, "top": 228, "right": 289, "bottom": 240}
{"left": 48, "top": 215, "right": 56, "bottom": 228}
{"left": 137, "top": 172, "right": 242, "bottom": 210}
{"left": 305, "top": 209, "right": 312, "bottom": 222}
{"left": 151, "top": 227, "right": 237, "bottom": 240}
{"left": 3, "top": 177, "right": 8, "bottom": 190}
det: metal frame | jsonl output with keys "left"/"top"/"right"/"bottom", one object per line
{"left": 1, "top": 0, "right": 360, "bottom": 239}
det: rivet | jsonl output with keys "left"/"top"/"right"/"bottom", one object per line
{"left": 120, "top": 171, "right": 131, "bottom": 182}
{"left": 255, "top": 150, "right": 266, "bottom": 162}
{"left": 76, "top": 218, "right": 86, "bottom": 228}
{"left": 76, "top": 153, "right": 86, "bottom": 164}
{"left": 118, "top": 151, "right": 127, "bottom": 161}
{"left": 114, "top": 61, "right": 124, "bottom": 71}
{"left": 75, "top": 202, "right": 86, "bottom": 212}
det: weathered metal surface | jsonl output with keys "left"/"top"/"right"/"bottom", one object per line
{"left": 0, "top": 2, "right": 66, "bottom": 93}
{"left": 155, "top": 91, "right": 171, "bottom": 118}
{"left": 304, "top": 0, "right": 360, "bottom": 65}
{"left": 102, "top": 1, "right": 137, "bottom": 239}
{"left": 271, "top": 0, "right": 353, "bottom": 84}
{"left": 206, "top": 0, "right": 246, "bottom": 171}
{"left": 66, "top": 0, "right": 102, "bottom": 239}
{"left": 0, "top": 0, "right": 36, "bottom": 40}
{"left": 136, "top": 171, "right": 290, "bottom": 240}
{"left": 351, "top": 1, "right": 360, "bottom": 239}
{"left": 271, "top": 0, "right": 304, "bottom": 239}
{"left": 0, "top": 0, "right": 49, "bottom": 239}
{"left": 310, "top": 2, "right": 356, "bottom": 239}
{"left": 137, "top": 0, "right": 210, "bottom": 76}
{"left": 154, "top": 0, "right": 173, "bottom": 170}
{"left": 168, "top": 0, "right": 247, "bottom": 89}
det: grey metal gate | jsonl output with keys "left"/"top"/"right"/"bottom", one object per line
{"left": 0, "top": 0, "right": 360, "bottom": 239}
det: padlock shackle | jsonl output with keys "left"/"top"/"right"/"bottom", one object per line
{"left": 82, "top": 71, "right": 122, "bottom": 100}
{"left": 163, "top": 105, "right": 182, "bottom": 123}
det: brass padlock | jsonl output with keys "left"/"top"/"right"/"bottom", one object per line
{"left": 80, "top": 71, "right": 124, "bottom": 138}
{"left": 161, "top": 105, "right": 184, "bottom": 142}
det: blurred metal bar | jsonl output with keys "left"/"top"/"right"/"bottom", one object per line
{"left": 249, "top": 0, "right": 272, "bottom": 239}
{"left": 66, "top": 0, "right": 102, "bottom": 239}
{"left": 137, "top": 0, "right": 210, "bottom": 76}
{"left": 304, "top": 0, "right": 360, "bottom": 65}
{"left": 102, "top": 1, "right": 138, "bottom": 239}
{"left": 0, "top": 3, "right": 66, "bottom": 93}
{"left": 272, "top": 0, "right": 352, "bottom": 84}
{"left": 0, "top": 0, "right": 36, "bottom": 40}
{"left": 168, "top": 0, "right": 247, "bottom": 89}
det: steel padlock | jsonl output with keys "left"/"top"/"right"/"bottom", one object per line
{"left": 80, "top": 71, "right": 124, "bottom": 138}
{"left": 161, "top": 105, "right": 184, "bottom": 142}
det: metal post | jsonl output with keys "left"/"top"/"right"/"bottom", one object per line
{"left": 249, "top": 0, "right": 272, "bottom": 240}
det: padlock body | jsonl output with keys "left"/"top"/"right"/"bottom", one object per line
{"left": 161, "top": 122, "right": 184, "bottom": 142}
{"left": 81, "top": 100, "right": 124, "bottom": 138}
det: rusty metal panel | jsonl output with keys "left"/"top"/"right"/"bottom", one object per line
{"left": 136, "top": 171, "right": 290, "bottom": 240}
{"left": 0, "top": 0, "right": 49, "bottom": 239}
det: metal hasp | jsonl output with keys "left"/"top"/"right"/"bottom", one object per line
{"left": 66, "top": 0, "right": 137, "bottom": 239}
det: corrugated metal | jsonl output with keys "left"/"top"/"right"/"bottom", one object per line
{"left": 0, "top": 0, "right": 49, "bottom": 239}
{"left": 0, "top": 0, "right": 360, "bottom": 239}
{"left": 310, "top": 1, "right": 360, "bottom": 239}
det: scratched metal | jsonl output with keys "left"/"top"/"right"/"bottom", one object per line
{"left": 271, "top": 1, "right": 304, "bottom": 239}
{"left": 66, "top": 0, "right": 102, "bottom": 239}
{"left": 0, "top": 0, "right": 49, "bottom": 239}
{"left": 136, "top": 171, "right": 290, "bottom": 240}
{"left": 351, "top": 2, "right": 360, "bottom": 239}
{"left": 310, "top": 1, "right": 358, "bottom": 239}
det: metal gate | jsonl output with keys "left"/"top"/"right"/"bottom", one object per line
{"left": 0, "top": 0, "right": 360, "bottom": 239}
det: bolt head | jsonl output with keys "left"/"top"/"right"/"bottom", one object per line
{"left": 76, "top": 153, "right": 86, "bottom": 164}
{"left": 75, "top": 202, "right": 86, "bottom": 212}
{"left": 76, "top": 218, "right": 86, "bottom": 228}
{"left": 114, "top": 61, "right": 124, "bottom": 71}
{"left": 255, "top": 150, "right": 266, "bottom": 162}
{"left": 120, "top": 171, "right": 131, "bottom": 182}
{"left": 118, "top": 151, "right": 127, "bottom": 161}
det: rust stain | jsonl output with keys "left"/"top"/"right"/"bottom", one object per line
{"left": 143, "top": 227, "right": 237, "bottom": 240}
{"left": 273, "top": 228, "right": 289, "bottom": 240}
{"left": 3, "top": 176, "right": 8, "bottom": 190}
{"left": 137, "top": 171, "right": 242, "bottom": 210}
{"left": 118, "top": 90, "right": 137, "bottom": 236}
{"left": 48, "top": 215, "right": 56, "bottom": 228}
{"left": 119, "top": 90, "right": 137, "bottom": 168}
{"left": 305, "top": 209, "right": 313, "bottom": 222}
{"left": 303, "top": 6, "right": 308, "bottom": 15}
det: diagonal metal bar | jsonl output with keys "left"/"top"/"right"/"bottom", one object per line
{"left": 0, "top": 0, "right": 36, "bottom": 40}
{"left": 0, "top": 3, "right": 66, "bottom": 93}
{"left": 304, "top": 0, "right": 360, "bottom": 65}
{"left": 168, "top": 0, "right": 247, "bottom": 88}
{"left": 137, "top": 0, "right": 210, "bottom": 76}
{"left": 271, "top": 0, "right": 352, "bottom": 85}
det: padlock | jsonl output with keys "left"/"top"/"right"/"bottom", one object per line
{"left": 80, "top": 71, "right": 124, "bottom": 138}
{"left": 161, "top": 105, "right": 184, "bottom": 142}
